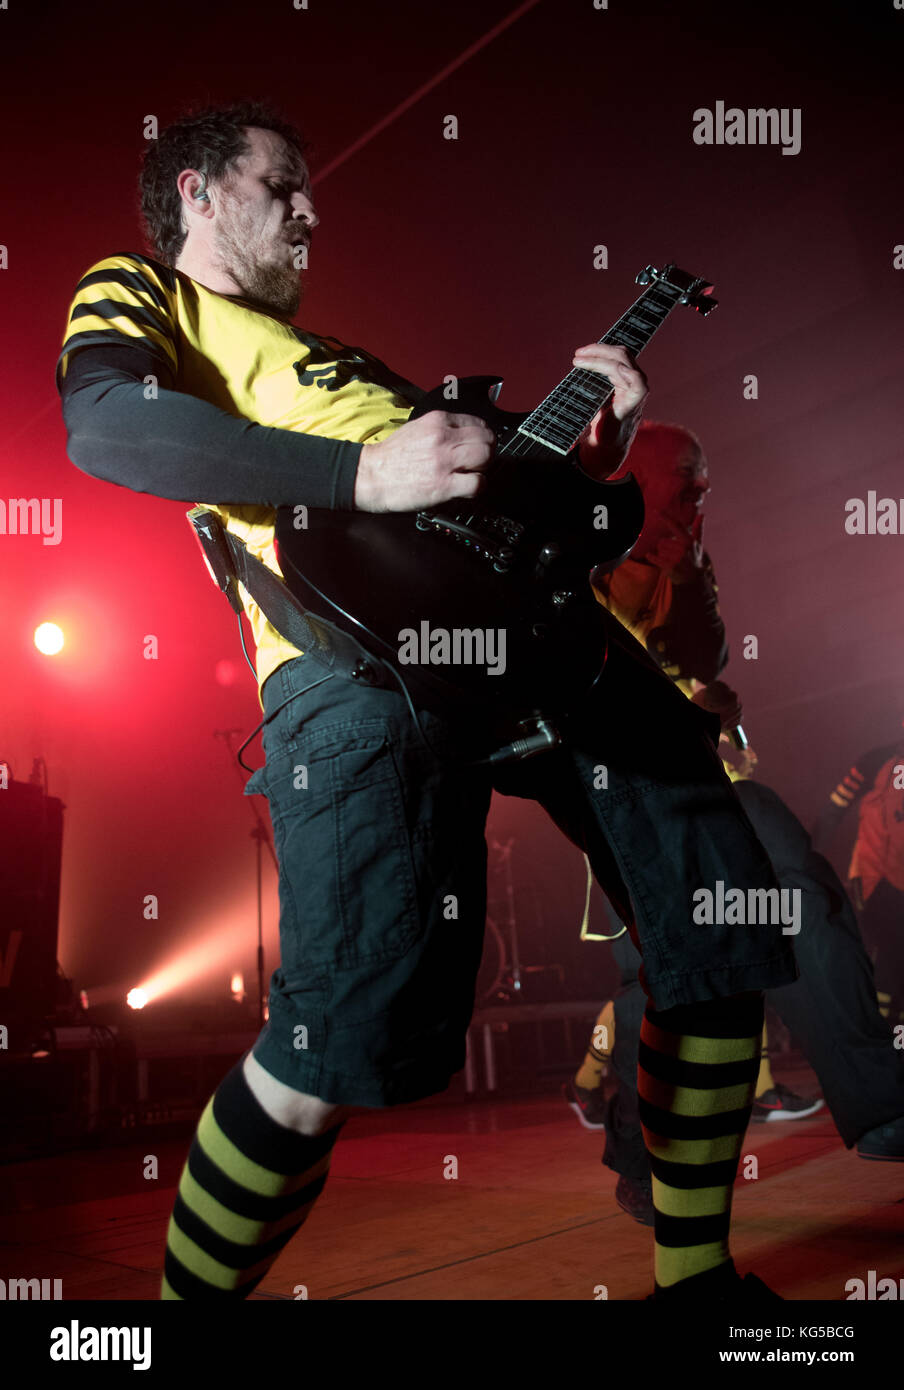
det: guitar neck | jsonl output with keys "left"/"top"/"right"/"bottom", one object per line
{"left": 512, "top": 279, "right": 685, "bottom": 458}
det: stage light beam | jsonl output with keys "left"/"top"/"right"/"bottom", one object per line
{"left": 34, "top": 622, "right": 64, "bottom": 655}
{"left": 124, "top": 908, "right": 272, "bottom": 1010}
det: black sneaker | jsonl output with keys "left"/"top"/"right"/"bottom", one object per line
{"left": 857, "top": 1114, "right": 904, "bottom": 1162}
{"left": 562, "top": 1079, "right": 607, "bottom": 1130}
{"left": 649, "top": 1261, "right": 783, "bottom": 1302}
{"left": 615, "top": 1173, "right": 655, "bottom": 1226}
{"left": 752, "top": 1084, "right": 825, "bottom": 1122}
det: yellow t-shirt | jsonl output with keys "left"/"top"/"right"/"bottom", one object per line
{"left": 593, "top": 557, "right": 745, "bottom": 779}
{"left": 57, "top": 252, "right": 417, "bottom": 698}
{"left": 593, "top": 557, "right": 695, "bottom": 699}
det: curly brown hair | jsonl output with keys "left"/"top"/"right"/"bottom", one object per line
{"left": 139, "top": 101, "right": 310, "bottom": 266}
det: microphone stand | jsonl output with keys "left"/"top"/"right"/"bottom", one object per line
{"left": 215, "top": 729, "right": 277, "bottom": 1028}
{"left": 489, "top": 838, "right": 522, "bottom": 997}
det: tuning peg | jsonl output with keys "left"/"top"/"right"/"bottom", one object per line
{"left": 635, "top": 266, "right": 655, "bottom": 286}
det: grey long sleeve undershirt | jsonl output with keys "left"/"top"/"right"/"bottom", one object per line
{"left": 57, "top": 342, "right": 363, "bottom": 510}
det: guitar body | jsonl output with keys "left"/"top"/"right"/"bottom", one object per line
{"left": 274, "top": 264, "right": 715, "bottom": 734}
{"left": 274, "top": 375, "right": 645, "bottom": 724}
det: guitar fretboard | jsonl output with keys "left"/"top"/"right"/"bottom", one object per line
{"left": 509, "top": 279, "right": 684, "bottom": 458}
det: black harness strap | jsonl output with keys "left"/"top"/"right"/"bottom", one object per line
{"left": 187, "top": 507, "right": 391, "bottom": 689}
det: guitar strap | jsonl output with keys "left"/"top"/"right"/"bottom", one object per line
{"left": 186, "top": 511, "right": 569, "bottom": 753}
{"left": 186, "top": 508, "right": 580, "bottom": 765}
{"left": 186, "top": 507, "right": 394, "bottom": 690}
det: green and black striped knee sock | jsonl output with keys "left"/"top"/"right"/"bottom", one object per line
{"left": 161, "top": 1055, "right": 343, "bottom": 1300}
{"left": 638, "top": 992, "right": 764, "bottom": 1295}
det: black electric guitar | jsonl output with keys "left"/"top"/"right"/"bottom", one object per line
{"left": 275, "top": 264, "right": 716, "bottom": 743}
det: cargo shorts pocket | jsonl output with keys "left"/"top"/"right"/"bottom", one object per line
{"left": 251, "top": 723, "right": 424, "bottom": 973}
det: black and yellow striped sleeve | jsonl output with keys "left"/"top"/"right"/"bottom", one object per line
{"left": 56, "top": 252, "right": 177, "bottom": 388}
{"left": 829, "top": 765, "right": 866, "bottom": 811}
{"left": 811, "top": 741, "right": 900, "bottom": 850}
{"left": 56, "top": 255, "right": 362, "bottom": 509}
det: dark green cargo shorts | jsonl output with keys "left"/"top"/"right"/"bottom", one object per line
{"left": 244, "top": 617, "right": 797, "bottom": 1106}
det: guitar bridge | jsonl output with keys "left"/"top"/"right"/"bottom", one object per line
{"left": 415, "top": 508, "right": 525, "bottom": 573}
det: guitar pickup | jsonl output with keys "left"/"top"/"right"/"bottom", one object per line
{"left": 415, "top": 508, "right": 525, "bottom": 572}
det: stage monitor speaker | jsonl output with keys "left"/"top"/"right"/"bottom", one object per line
{"left": 0, "top": 779, "right": 64, "bottom": 1048}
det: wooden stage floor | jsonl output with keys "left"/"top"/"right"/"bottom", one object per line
{"left": 2, "top": 1063, "right": 902, "bottom": 1302}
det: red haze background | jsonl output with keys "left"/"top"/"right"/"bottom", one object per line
{"left": 1, "top": 0, "right": 901, "bottom": 1006}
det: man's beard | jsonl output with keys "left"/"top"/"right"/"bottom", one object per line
{"left": 213, "top": 215, "right": 302, "bottom": 317}
{"left": 233, "top": 260, "right": 301, "bottom": 317}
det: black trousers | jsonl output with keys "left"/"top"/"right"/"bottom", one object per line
{"left": 602, "top": 779, "right": 904, "bottom": 1178}
{"left": 860, "top": 878, "right": 904, "bottom": 1019}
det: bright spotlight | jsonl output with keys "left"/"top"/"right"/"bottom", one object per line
{"left": 34, "top": 622, "right": 64, "bottom": 655}
{"left": 126, "top": 987, "right": 148, "bottom": 1010}
{"left": 230, "top": 972, "right": 246, "bottom": 1002}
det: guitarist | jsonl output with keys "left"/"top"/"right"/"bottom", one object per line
{"left": 574, "top": 423, "right": 904, "bottom": 1226}
{"left": 56, "top": 100, "right": 798, "bottom": 1302}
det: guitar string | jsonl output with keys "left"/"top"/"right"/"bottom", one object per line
{"left": 498, "top": 290, "right": 681, "bottom": 456}
{"left": 499, "top": 287, "right": 681, "bottom": 460}
{"left": 515, "top": 293, "right": 675, "bottom": 433}
{"left": 486, "top": 281, "right": 705, "bottom": 465}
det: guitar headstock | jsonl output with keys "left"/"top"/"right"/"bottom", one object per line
{"left": 635, "top": 263, "right": 717, "bottom": 315}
